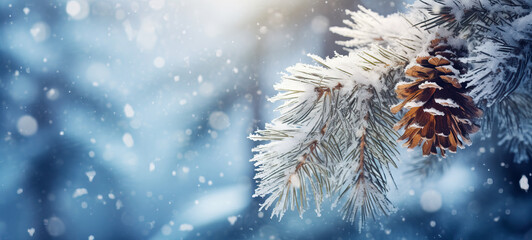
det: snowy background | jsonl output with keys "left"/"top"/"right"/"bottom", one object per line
{"left": 0, "top": 0, "right": 531, "bottom": 239}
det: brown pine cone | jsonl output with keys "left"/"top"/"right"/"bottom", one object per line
{"left": 391, "top": 38, "right": 483, "bottom": 157}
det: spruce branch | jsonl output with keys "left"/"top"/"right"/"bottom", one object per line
{"left": 251, "top": 0, "right": 531, "bottom": 227}
{"left": 484, "top": 92, "right": 532, "bottom": 163}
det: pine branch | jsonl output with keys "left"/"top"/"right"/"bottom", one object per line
{"left": 484, "top": 92, "right": 532, "bottom": 163}
{"left": 404, "top": 152, "right": 452, "bottom": 180}
{"left": 414, "top": 0, "right": 532, "bottom": 105}
{"left": 415, "top": 0, "right": 531, "bottom": 34}
{"left": 250, "top": 47, "right": 404, "bottom": 224}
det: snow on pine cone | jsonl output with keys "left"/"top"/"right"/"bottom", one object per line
{"left": 391, "top": 38, "right": 483, "bottom": 157}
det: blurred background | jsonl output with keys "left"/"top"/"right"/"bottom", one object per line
{"left": 0, "top": 0, "right": 531, "bottom": 239}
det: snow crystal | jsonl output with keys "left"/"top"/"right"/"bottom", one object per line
{"left": 46, "top": 88, "right": 60, "bottom": 100}
{"left": 17, "top": 188, "right": 23, "bottom": 194}
{"left": 435, "top": 98, "right": 459, "bottom": 108}
{"left": 520, "top": 175, "right": 529, "bottom": 192}
{"left": 153, "top": 57, "right": 165, "bottom": 68}
{"left": 420, "top": 190, "right": 442, "bottom": 212}
{"left": 66, "top": 0, "right": 89, "bottom": 20}
{"left": 17, "top": 115, "right": 38, "bottom": 136}
{"left": 198, "top": 176, "right": 206, "bottom": 183}
{"left": 108, "top": 193, "right": 115, "bottom": 199}
{"left": 23, "top": 7, "right": 30, "bottom": 15}
{"left": 208, "top": 111, "right": 230, "bottom": 130}
{"left": 73, "top": 188, "right": 88, "bottom": 198}
{"left": 28, "top": 228, "right": 35, "bottom": 237}
{"left": 88, "top": 235, "right": 94, "bottom": 240}
{"left": 122, "top": 133, "right": 134, "bottom": 148}
{"left": 66, "top": 1, "right": 81, "bottom": 16}
{"left": 423, "top": 108, "right": 445, "bottom": 116}
{"left": 182, "top": 167, "right": 190, "bottom": 173}
{"left": 124, "top": 104, "right": 135, "bottom": 118}
{"left": 86, "top": 171, "right": 96, "bottom": 182}
{"left": 116, "top": 200, "right": 123, "bottom": 210}
{"left": 149, "top": 162, "right": 155, "bottom": 172}
{"left": 430, "top": 220, "right": 436, "bottom": 227}
{"left": 30, "top": 22, "right": 50, "bottom": 42}
{"left": 227, "top": 216, "right": 237, "bottom": 225}
{"left": 179, "top": 223, "right": 194, "bottom": 231}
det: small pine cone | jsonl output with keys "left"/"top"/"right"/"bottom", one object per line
{"left": 391, "top": 38, "right": 483, "bottom": 157}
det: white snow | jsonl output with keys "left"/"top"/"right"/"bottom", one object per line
{"left": 17, "top": 188, "right": 23, "bottom": 194}
{"left": 17, "top": 115, "right": 38, "bottom": 136}
{"left": 66, "top": 1, "right": 81, "bottom": 16}
{"left": 179, "top": 224, "right": 194, "bottom": 231}
{"left": 419, "top": 82, "right": 443, "bottom": 90}
{"left": 116, "top": 200, "right": 123, "bottom": 210}
{"left": 289, "top": 174, "right": 301, "bottom": 188}
{"left": 423, "top": 108, "right": 445, "bottom": 116}
{"left": 149, "top": 162, "right": 155, "bottom": 172}
{"left": 27, "top": 228, "right": 35, "bottom": 237}
{"left": 198, "top": 176, "right": 206, "bottom": 183}
{"left": 47, "top": 88, "right": 60, "bottom": 100}
{"left": 23, "top": 7, "right": 30, "bottom": 15}
{"left": 124, "top": 104, "right": 135, "bottom": 118}
{"left": 86, "top": 171, "right": 96, "bottom": 182}
{"left": 66, "top": 0, "right": 89, "bottom": 20}
{"left": 520, "top": 175, "right": 529, "bottom": 192}
{"left": 435, "top": 98, "right": 459, "bottom": 108}
{"left": 122, "top": 133, "right": 134, "bottom": 148}
{"left": 227, "top": 216, "right": 237, "bottom": 225}
{"left": 420, "top": 190, "right": 442, "bottom": 212}
{"left": 430, "top": 220, "right": 436, "bottom": 227}
{"left": 405, "top": 101, "right": 426, "bottom": 108}
{"left": 73, "top": 188, "right": 88, "bottom": 198}
{"left": 30, "top": 22, "right": 50, "bottom": 42}
{"left": 153, "top": 57, "right": 165, "bottom": 68}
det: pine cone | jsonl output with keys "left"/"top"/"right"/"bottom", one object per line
{"left": 391, "top": 38, "right": 483, "bottom": 157}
